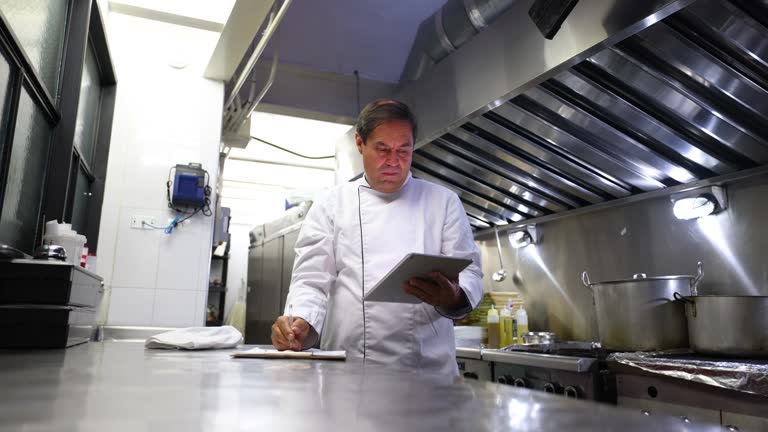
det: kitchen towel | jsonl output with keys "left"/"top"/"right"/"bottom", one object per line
{"left": 145, "top": 325, "right": 243, "bottom": 350}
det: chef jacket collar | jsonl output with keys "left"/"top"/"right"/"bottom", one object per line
{"left": 360, "top": 171, "right": 412, "bottom": 193}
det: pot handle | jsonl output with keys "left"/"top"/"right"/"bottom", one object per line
{"left": 673, "top": 292, "right": 697, "bottom": 317}
{"left": 691, "top": 261, "right": 703, "bottom": 296}
{"left": 581, "top": 271, "right": 591, "bottom": 288}
{"left": 673, "top": 292, "right": 693, "bottom": 304}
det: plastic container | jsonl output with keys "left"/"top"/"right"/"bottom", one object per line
{"left": 515, "top": 305, "right": 529, "bottom": 344}
{"left": 80, "top": 244, "right": 89, "bottom": 268}
{"left": 486, "top": 305, "right": 500, "bottom": 349}
{"left": 42, "top": 222, "right": 86, "bottom": 266}
{"left": 501, "top": 299, "right": 515, "bottom": 347}
{"left": 500, "top": 302, "right": 511, "bottom": 347}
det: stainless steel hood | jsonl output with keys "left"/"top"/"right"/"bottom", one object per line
{"left": 403, "top": 0, "right": 768, "bottom": 230}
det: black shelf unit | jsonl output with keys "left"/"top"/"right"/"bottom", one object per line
{"left": 207, "top": 238, "right": 229, "bottom": 326}
{"left": 207, "top": 208, "right": 231, "bottom": 326}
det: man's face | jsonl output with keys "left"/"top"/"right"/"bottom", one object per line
{"left": 356, "top": 119, "right": 414, "bottom": 193}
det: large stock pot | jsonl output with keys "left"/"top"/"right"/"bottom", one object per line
{"left": 674, "top": 293, "right": 768, "bottom": 357}
{"left": 582, "top": 263, "right": 703, "bottom": 352}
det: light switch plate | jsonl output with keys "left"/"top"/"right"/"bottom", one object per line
{"left": 130, "top": 215, "right": 157, "bottom": 229}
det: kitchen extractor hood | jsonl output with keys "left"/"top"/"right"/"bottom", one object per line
{"left": 391, "top": 0, "right": 768, "bottom": 230}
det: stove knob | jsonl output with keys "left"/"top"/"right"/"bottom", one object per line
{"left": 497, "top": 375, "right": 511, "bottom": 385}
{"left": 513, "top": 378, "right": 528, "bottom": 388}
{"left": 563, "top": 386, "right": 580, "bottom": 399}
{"left": 463, "top": 372, "right": 479, "bottom": 380}
{"left": 543, "top": 383, "right": 560, "bottom": 394}
{"left": 725, "top": 426, "right": 739, "bottom": 431}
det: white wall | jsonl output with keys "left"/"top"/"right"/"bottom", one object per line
{"left": 219, "top": 112, "right": 346, "bottom": 322}
{"left": 96, "top": 13, "right": 223, "bottom": 327}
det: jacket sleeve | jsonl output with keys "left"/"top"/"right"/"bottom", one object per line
{"left": 436, "top": 193, "right": 484, "bottom": 319}
{"left": 284, "top": 193, "right": 337, "bottom": 337}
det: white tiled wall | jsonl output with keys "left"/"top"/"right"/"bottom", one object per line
{"left": 107, "top": 287, "right": 156, "bottom": 326}
{"left": 96, "top": 13, "right": 223, "bottom": 327}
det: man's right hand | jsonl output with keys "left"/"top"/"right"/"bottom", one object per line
{"left": 271, "top": 316, "right": 310, "bottom": 351}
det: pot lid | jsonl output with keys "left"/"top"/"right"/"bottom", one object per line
{"left": 583, "top": 262, "right": 703, "bottom": 288}
{"left": 592, "top": 274, "right": 696, "bottom": 285}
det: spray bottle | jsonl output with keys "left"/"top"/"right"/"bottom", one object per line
{"left": 515, "top": 304, "right": 529, "bottom": 344}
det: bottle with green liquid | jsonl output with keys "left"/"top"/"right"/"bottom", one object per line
{"left": 486, "top": 305, "right": 500, "bottom": 349}
{"left": 500, "top": 299, "right": 514, "bottom": 347}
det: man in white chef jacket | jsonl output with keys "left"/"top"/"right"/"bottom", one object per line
{"left": 271, "top": 99, "right": 483, "bottom": 376}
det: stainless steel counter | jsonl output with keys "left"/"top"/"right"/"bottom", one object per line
{"left": 0, "top": 342, "right": 724, "bottom": 431}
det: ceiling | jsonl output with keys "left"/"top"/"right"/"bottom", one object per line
{"left": 263, "top": 0, "right": 446, "bottom": 83}
{"left": 108, "top": 0, "right": 236, "bottom": 28}
{"left": 230, "top": 112, "right": 350, "bottom": 170}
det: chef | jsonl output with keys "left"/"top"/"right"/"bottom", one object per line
{"left": 270, "top": 99, "right": 483, "bottom": 375}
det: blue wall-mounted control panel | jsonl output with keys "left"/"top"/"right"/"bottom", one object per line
{"left": 171, "top": 163, "right": 206, "bottom": 207}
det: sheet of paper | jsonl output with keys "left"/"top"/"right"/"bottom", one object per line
{"left": 231, "top": 347, "right": 346, "bottom": 360}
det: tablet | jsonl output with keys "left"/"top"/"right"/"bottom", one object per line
{"left": 363, "top": 253, "right": 472, "bottom": 304}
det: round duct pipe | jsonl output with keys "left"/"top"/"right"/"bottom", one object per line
{"left": 400, "top": 0, "right": 517, "bottom": 83}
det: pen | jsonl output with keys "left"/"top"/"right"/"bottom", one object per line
{"left": 288, "top": 303, "right": 293, "bottom": 329}
{"left": 288, "top": 304, "right": 296, "bottom": 351}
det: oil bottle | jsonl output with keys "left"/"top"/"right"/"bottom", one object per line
{"left": 487, "top": 305, "right": 500, "bottom": 349}
{"left": 500, "top": 299, "right": 514, "bottom": 347}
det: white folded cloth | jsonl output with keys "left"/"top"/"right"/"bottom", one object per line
{"left": 145, "top": 326, "right": 243, "bottom": 350}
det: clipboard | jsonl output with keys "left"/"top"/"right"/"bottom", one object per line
{"left": 231, "top": 347, "right": 346, "bottom": 360}
{"left": 363, "top": 253, "right": 472, "bottom": 304}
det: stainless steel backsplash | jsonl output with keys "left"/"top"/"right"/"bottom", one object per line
{"left": 476, "top": 170, "right": 768, "bottom": 342}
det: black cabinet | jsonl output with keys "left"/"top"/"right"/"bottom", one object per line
{"left": 207, "top": 208, "right": 231, "bottom": 326}
{"left": 0, "top": 260, "right": 103, "bottom": 348}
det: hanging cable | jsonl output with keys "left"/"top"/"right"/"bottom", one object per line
{"left": 250, "top": 135, "right": 335, "bottom": 160}
{"left": 354, "top": 69, "right": 361, "bottom": 114}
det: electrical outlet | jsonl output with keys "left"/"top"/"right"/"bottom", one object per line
{"left": 130, "top": 215, "right": 157, "bottom": 230}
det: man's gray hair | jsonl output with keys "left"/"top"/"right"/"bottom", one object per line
{"left": 355, "top": 99, "right": 417, "bottom": 144}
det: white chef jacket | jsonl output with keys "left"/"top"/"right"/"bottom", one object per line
{"left": 285, "top": 172, "right": 483, "bottom": 376}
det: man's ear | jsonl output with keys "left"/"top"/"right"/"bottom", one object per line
{"left": 355, "top": 133, "right": 364, "bottom": 154}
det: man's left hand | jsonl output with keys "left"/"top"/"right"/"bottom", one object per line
{"left": 403, "top": 272, "right": 466, "bottom": 308}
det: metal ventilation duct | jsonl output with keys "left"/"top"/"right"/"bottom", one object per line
{"left": 409, "top": 0, "right": 768, "bottom": 230}
{"left": 400, "top": 0, "right": 516, "bottom": 83}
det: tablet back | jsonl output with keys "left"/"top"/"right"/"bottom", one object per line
{"left": 363, "top": 253, "right": 472, "bottom": 304}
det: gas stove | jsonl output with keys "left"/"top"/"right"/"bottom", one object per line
{"left": 482, "top": 341, "right": 616, "bottom": 402}
{"left": 457, "top": 342, "right": 768, "bottom": 429}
